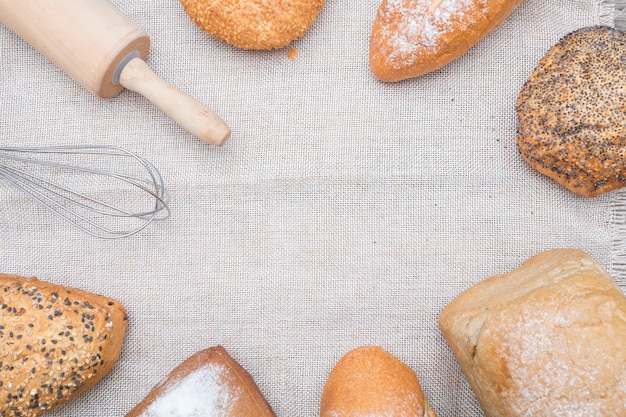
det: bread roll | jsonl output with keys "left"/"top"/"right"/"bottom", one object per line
{"left": 180, "top": 0, "right": 326, "bottom": 50}
{"left": 0, "top": 273, "right": 127, "bottom": 417}
{"left": 370, "top": 0, "right": 524, "bottom": 82}
{"left": 126, "top": 346, "right": 276, "bottom": 417}
{"left": 439, "top": 249, "right": 626, "bottom": 417}
{"left": 516, "top": 26, "right": 626, "bottom": 197}
{"left": 321, "top": 346, "right": 437, "bottom": 417}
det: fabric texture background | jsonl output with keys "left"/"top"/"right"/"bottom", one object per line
{"left": 0, "top": 1, "right": 621, "bottom": 416}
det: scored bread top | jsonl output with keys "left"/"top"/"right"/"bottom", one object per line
{"left": 438, "top": 249, "right": 626, "bottom": 417}
{"left": 0, "top": 274, "right": 127, "bottom": 417}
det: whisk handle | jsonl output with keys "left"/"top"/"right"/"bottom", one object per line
{"left": 118, "top": 57, "right": 231, "bottom": 146}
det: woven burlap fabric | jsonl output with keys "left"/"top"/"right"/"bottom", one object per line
{"left": 0, "top": 0, "right": 621, "bottom": 416}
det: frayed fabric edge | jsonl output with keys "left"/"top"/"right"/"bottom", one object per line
{"left": 610, "top": 189, "right": 626, "bottom": 290}
{"left": 601, "top": 0, "right": 626, "bottom": 28}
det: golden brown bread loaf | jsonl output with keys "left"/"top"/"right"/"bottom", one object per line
{"left": 0, "top": 273, "right": 127, "bottom": 417}
{"left": 321, "top": 346, "right": 437, "bottom": 417}
{"left": 439, "top": 249, "right": 626, "bottom": 417}
{"left": 516, "top": 26, "right": 626, "bottom": 197}
{"left": 126, "top": 346, "right": 276, "bottom": 417}
{"left": 180, "top": 0, "right": 326, "bottom": 50}
{"left": 370, "top": 0, "right": 524, "bottom": 82}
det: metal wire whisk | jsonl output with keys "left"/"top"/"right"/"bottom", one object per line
{"left": 0, "top": 145, "right": 169, "bottom": 239}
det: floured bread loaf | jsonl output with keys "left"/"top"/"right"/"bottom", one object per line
{"left": 0, "top": 273, "right": 127, "bottom": 417}
{"left": 439, "top": 249, "right": 626, "bottom": 417}
{"left": 126, "top": 346, "right": 276, "bottom": 417}
{"left": 370, "top": 0, "right": 524, "bottom": 82}
{"left": 321, "top": 346, "right": 437, "bottom": 417}
{"left": 516, "top": 26, "right": 626, "bottom": 197}
{"left": 180, "top": 0, "right": 326, "bottom": 50}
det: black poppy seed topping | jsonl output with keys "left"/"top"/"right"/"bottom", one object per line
{"left": 516, "top": 26, "right": 626, "bottom": 197}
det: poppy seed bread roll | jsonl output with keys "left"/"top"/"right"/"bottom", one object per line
{"left": 516, "top": 26, "right": 626, "bottom": 197}
{"left": 0, "top": 273, "right": 128, "bottom": 417}
{"left": 438, "top": 249, "right": 626, "bottom": 417}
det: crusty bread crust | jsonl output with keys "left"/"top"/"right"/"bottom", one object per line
{"left": 439, "top": 249, "right": 626, "bottom": 417}
{"left": 369, "top": 0, "right": 524, "bottom": 82}
{"left": 0, "top": 273, "right": 127, "bottom": 417}
{"left": 321, "top": 346, "right": 437, "bottom": 417}
{"left": 516, "top": 26, "right": 626, "bottom": 197}
{"left": 125, "top": 346, "right": 276, "bottom": 417}
{"left": 180, "top": 0, "right": 325, "bottom": 50}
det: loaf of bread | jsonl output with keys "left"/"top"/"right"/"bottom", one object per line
{"left": 180, "top": 0, "right": 326, "bottom": 50}
{"left": 321, "top": 346, "right": 437, "bottom": 417}
{"left": 0, "top": 273, "right": 127, "bottom": 417}
{"left": 126, "top": 346, "right": 276, "bottom": 417}
{"left": 439, "top": 249, "right": 626, "bottom": 417}
{"left": 370, "top": 0, "right": 524, "bottom": 82}
{"left": 516, "top": 26, "right": 626, "bottom": 197}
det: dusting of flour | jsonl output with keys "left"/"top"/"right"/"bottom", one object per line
{"left": 145, "top": 364, "right": 238, "bottom": 417}
{"left": 377, "top": 0, "right": 484, "bottom": 67}
{"left": 483, "top": 301, "right": 615, "bottom": 416}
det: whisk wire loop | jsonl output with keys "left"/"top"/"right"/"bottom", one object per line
{"left": 0, "top": 145, "right": 169, "bottom": 239}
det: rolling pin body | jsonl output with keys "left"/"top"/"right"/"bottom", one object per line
{"left": 0, "top": 0, "right": 230, "bottom": 145}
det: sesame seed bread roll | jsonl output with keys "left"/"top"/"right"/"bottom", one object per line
{"left": 370, "top": 0, "right": 524, "bottom": 82}
{"left": 516, "top": 26, "right": 626, "bottom": 197}
{"left": 0, "top": 273, "right": 127, "bottom": 417}
{"left": 438, "top": 249, "right": 626, "bottom": 417}
{"left": 321, "top": 346, "right": 437, "bottom": 417}
{"left": 125, "top": 346, "right": 276, "bottom": 417}
{"left": 179, "top": 0, "right": 326, "bottom": 50}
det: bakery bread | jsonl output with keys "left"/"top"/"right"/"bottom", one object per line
{"left": 126, "top": 346, "right": 276, "bottom": 417}
{"left": 438, "top": 248, "right": 626, "bottom": 417}
{"left": 180, "top": 0, "right": 325, "bottom": 50}
{"left": 0, "top": 273, "right": 127, "bottom": 417}
{"left": 321, "top": 346, "right": 437, "bottom": 417}
{"left": 369, "top": 0, "right": 524, "bottom": 82}
{"left": 516, "top": 26, "right": 626, "bottom": 197}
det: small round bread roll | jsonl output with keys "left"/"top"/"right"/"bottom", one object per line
{"left": 180, "top": 0, "right": 326, "bottom": 50}
{"left": 321, "top": 346, "right": 437, "bottom": 417}
{"left": 516, "top": 26, "right": 626, "bottom": 197}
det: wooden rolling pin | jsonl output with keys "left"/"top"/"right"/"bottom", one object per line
{"left": 0, "top": 0, "right": 230, "bottom": 146}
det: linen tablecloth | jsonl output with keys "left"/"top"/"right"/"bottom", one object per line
{"left": 0, "top": 1, "right": 621, "bottom": 416}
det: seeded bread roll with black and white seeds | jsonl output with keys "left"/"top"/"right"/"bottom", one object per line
{"left": 516, "top": 26, "right": 626, "bottom": 197}
{"left": 0, "top": 273, "right": 127, "bottom": 417}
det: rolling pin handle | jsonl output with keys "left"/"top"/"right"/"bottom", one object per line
{"left": 117, "top": 57, "right": 231, "bottom": 146}
{"left": 112, "top": 50, "right": 141, "bottom": 86}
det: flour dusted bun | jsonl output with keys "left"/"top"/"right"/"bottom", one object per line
{"left": 321, "top": 346, "right": 437, "bottom": 417}
{"left": 516, "top": 26, "right": 626, "bottom": 197}
{"left": 439, "top": 249, "right": 626, "bottom": 417}
{"left": 0, "top": 273, "right": 127, "bottom": 417}
{"left": 180, "top": 0, "right": 325, "bottom": 50}
{"left": 126, "top": 346, "right": 276, "bottom": 417}
{"left": 370, "top": 0, "right": 524, "bottom": 82}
